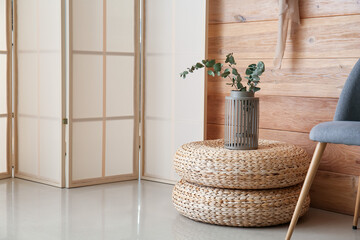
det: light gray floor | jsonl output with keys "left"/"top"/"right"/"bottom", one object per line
{"left": 0, "top": 178, "right": 359, "bottom": 240}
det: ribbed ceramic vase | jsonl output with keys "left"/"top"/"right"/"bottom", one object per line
{"left": 224, "top": 90, "right": 259, "bottom": 150}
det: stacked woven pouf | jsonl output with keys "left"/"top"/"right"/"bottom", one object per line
{"left": 172, "top": 139, "right": 311, "bottom": 227}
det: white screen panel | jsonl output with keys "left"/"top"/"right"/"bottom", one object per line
{"left": 0, "top": 54, "right": 6, "bottom": 114}
{"left": 174, "top": 55, "right": 205, "bottom": 121}
{"left": 106, "top": 0, "right": 134, "bottom": 52}
{"left": 39, "top": 119, "right": 61, "bottom": 182}
{"left": 17, "top": 117, "right": 38, "bottom": 176}
{"left": 17, "top": 53, "right": 38, "bottom": 116}
{"left": 0, "top": 0, "right": 6, "bottom": 51}
{"left": 144, "top": 119, "right": 173, "bottom": 180}
{"left": 0, "top": 0, "right": 9, "bottom": 178}
{"left": 17, "top": 0, "right": 37, "bottom": 51}
{"left": 144, "top": 0, "right": 206, "bottom": 181}
{"left": 73, "top": 54, "right": 103, "bottom": 119}
{"left": 16, "top": 0, "right": 63, "bottom": 186}
{"left": 105, "top": 120, "right": 134, "bottom": 176}
{"left": 0, "top": 118, "right": 6, "bottom": 173}
{"left": 145, "top": 0, "right": 172, "bottom": 54}
{"left": 72, "top": 121, "right": 102, "bottom": 181}
{"left": 38, "top": 0, "right": 61, "bottom": 51}
{"left": 106, "top": 56, "right": 134, "bottom": 117}
{"left": 70, "top": 0, "right": 137, "bottom": 185}
{"left": 39, "top": 53, "right": 62, "bottom": 118}
{"left": 145, "top": 55, "right": 172, "bottom": 118}
{"left": 73, "top": 0, "right": 103, "bottom": 51}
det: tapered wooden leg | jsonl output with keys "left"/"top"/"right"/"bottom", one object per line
{"left": 352, "top": 177, "right": 360, "bottom": 229}
{"left": 285, "top": 142, "right": 327, "bottom": 240}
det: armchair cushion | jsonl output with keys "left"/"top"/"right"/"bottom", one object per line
{"left": 309, "top": 121, "right": 360, "bottom": 146}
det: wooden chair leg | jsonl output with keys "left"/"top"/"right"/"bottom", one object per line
{"left": 352, "top": 177, "right": 360, "bottom": 229}
{"left": 285, "top": 142, "right": 327, "bottom": 240}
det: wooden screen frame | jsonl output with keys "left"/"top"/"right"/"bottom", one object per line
{"left": 0, "top": 0, "right": 12, "bottom": 180}
{"left": 68, "top": 0, "right": 140, "bottom": 188}
{"left": 13, "top": 0, "right": 66, "bottom": 187}
{"left": 140, "top": 0, "right": 208, "bottom": 183}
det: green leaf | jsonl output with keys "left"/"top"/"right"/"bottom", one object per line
{"left": 207, "top": 70, "right": 215, "bottom": 77}
{"left": 180, "top": 71, "right": 189, "bottom": 79}
{"left": 254, "top": 87, "right": 261, "bottom": 92}
{"left": 244, "top": 76, "right": 251, "bottom": 80}
{"left": 253, "top": 61, "right": 265, "bottom": 76}
{"left": 237, "top": 74, "right": 242, "bottom": 82}
{"left": 188, "top": 66, "right": 195, "bottom": 73}
{"left": 225, "top": 53, "right": 235, "bottom": 65}
{"left": 236, "top": 81, "right": 243, "bottom": 90}
{"left": 252, "top": 75, "right": 260, "bottom": 81}
{"left": 221, "top": 71, "right": 230, "bottom": 78}
{"left": 232, "top": 76, "right": 236, "bottom": 84}
{"left": 202, "top": 59, "right": 207, "bottom": 64}
{"left": 196, "top": 63, "right": 204, "bottom": 68}
{"left": 253, "top": 69, "right": 262, "bottom": 77}
{"left": 240, "top": 87, "right": 247, "bottom": 92}
{"left": 248, "top": 64, "right": 256, "bottom": 68}
{"left": 232, "top": 68, "right": 239, "bottom": 75}
{"left": 224, "top": 68, "right": 230, "bottom": 73}
{"left": 206, "top": 59, "right": 216, "bottom": 68}
{"left": 245, "top": 68, "right": 253, "bottom": 75}
{"left": 257, "top": 61, "right": 265, "bottom": 71}
{"left": 213, "top": 63, "right": 223, "bottom": 72}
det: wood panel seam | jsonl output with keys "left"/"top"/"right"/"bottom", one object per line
{"left": 207, "top": 123, "right": 313, "bottom": 135}
{"left": 209, "top": 14, "right": 360, "bottom": 25}
{"left": 209, "top": 13, "right": 360, "bottom": 25}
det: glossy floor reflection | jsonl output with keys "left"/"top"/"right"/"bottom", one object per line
{"left": 0, "top": 178, "right": 360, "bottom": 240}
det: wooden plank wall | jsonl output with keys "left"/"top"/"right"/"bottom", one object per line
{"left": 207, "top": 0, "right": 360, "bottom": 215}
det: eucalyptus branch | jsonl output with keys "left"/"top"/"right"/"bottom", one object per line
{"left": 180, "top": 53, "right": 265, "bottom": 93}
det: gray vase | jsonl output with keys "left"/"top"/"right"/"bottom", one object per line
{"left": 224, "top": 90, "right": 259, "bottom": 150}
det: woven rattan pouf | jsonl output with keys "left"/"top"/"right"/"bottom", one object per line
{"left": 172, "top": 139, "right": 311, "bottom": 227}
{"left": 172, "top": 179, "right": 310, "bottom": 227}
{"left": 174, "top": 139, "right": 311, "bottom": 189}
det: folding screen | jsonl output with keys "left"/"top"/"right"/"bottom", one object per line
{"left": 0, "top": 0, "right": 11, "bottom": 180}
{"left": 69, "top": 0, "right": 139, "bottom": 187}
{"left": 142, "top": 0, "right": 207, "bottom": 182}
{"left": 14, "top": 0, "right": 65, "bottom": 187}
{"left": 6, "top": 0, "right": 204, "bottom": 187}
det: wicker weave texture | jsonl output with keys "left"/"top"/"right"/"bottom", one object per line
{"left": 174, "top": 139, "right": 310, "bottom": 189}
{"left": 172, "top": 179, "right": 310, "bottom": 227}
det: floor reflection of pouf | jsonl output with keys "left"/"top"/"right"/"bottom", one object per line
{"left": 172, "top": 179, "right": 310, "bottom": 227}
